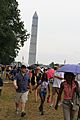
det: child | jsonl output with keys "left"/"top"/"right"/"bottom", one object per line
{"left": 34, "top": 72, "right": 50, "bottom": 115}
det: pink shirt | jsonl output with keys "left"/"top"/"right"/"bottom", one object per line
{"left": 63, "top": 81, "right": 76, "bottom": 100}
{"left": 46, "top": 69, "right": 55, "bottom": 79}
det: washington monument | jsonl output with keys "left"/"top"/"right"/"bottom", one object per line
{"left": 28, "top": 12, "right": 38, "bottom": 65}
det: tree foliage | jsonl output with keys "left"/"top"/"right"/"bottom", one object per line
{"left": 0, "top": 0, "right": 29, "bottom": 64}
{"left": 49, "top": 62, "right": 54, "bottom": 68}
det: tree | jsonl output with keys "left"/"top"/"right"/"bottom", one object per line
{"left": 49, "top": 62, "right": 54, "bottom": 68}
{"left": 0, "top": 0, "right": 29, "bottom": 64}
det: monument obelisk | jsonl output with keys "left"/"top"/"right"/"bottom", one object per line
{"left": 28, "top": 12, "right": 38, "bottom": 65}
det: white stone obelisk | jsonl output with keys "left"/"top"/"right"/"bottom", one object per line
{"left": 28, "top": 12, "right": 38, "bottom": 65}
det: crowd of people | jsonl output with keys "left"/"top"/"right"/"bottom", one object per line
{"left": 0, "top": 64, "right": 80, "bottom": 120}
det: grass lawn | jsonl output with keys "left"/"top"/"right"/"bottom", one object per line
{"left": 0, "top": 83, "right": 78, "bottom": 120}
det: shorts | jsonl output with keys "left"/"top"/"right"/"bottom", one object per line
{"left": 52, "top": 78, "right": 62, "bottom": 88}
{"left": 39, "top": 90, "right": 46, "bottom": 97}
{"left": 15, "top": 91, "right": 29, "bottom": 104}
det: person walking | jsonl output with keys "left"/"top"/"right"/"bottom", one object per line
{"left": 34, "top": 71, "right": 50, "bottom": 115}
{"left": 13, "top": 65, "right": 31, "bottom": 117}
{"left": 55, "top": 72, "right": 79, "bottom": 120}
{"left": 35, "top": 66, "right": 42, "bottom": 102}
{"left": 0, "top": 77, "right": 3, "bottom": 96}
{"left": 50, "top": 66, "right": 64, "bottom": 108}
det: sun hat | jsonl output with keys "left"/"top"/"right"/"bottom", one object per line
{"left": 36, "top": 66, "right": 41, "bottom": 70}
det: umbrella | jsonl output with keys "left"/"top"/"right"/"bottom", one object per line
{"left": 27, "top": 64, "right": 38, "bottom": 70}
{"left": 57, "top": 64, "right": 80, "bottom": 74}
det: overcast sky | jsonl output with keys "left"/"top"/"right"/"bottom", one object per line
{"left": 16, "top": 0, "right": 80, "bottom": 65}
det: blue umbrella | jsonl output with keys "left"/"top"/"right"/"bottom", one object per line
{"left": 57, "top": 64, "right": 80, "bottom": 74}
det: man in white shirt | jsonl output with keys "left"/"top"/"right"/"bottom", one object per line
{"left": 50, "top": 66, "right": 64, "bottom": 108}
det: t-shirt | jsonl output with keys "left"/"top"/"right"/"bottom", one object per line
{"left": 14, "top": 72, "right": 30, "bottom": 93}
{"left": 46, "top": 69, "right": 55, "bottom": 79}
{"left": 52, "top": 72, "right": 64, "bottom": 88}
{"left": 36, "top": 73, "right": 42, "bottom": 84}
{"left": 38, "top": 80, "right": 49, "bottom": 92}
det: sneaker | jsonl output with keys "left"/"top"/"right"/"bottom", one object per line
{"left": 58, "top": 102, "right": 62, "bottom": 106}
{"left": 16, "top": 109, "right": 19, "bottom": 114}
{"left": 21, "top": 112, "right": 26, "bottom": 117}
{"left": 50, "top": 104, "right": 53, "bottom": 107}
{"left": 41, "top": 112, "right": 44, "bottom": 115}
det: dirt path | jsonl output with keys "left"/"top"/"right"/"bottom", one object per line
{"left": 0, "top": 84, "right": 77, "bottom": 120}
